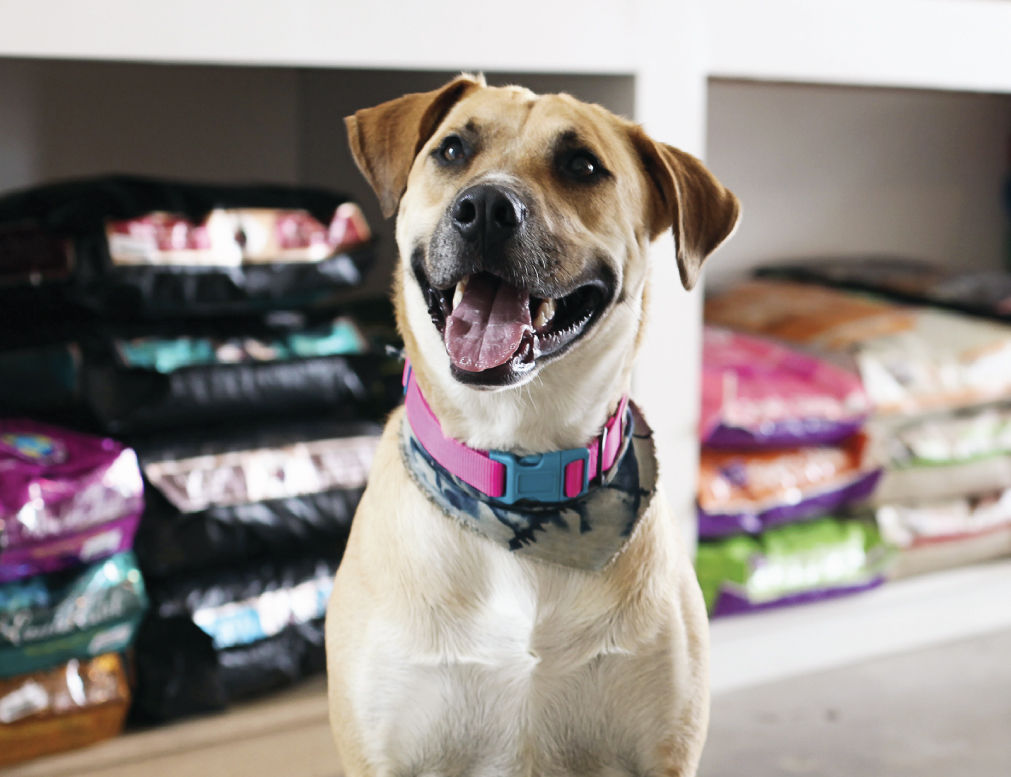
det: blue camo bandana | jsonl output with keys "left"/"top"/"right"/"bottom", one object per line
{"left": 400, "top": 403, "right": 659, "bottom": 571}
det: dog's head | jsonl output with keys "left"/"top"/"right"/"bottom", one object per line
{"left": 347, "top": 74, "right": 738, "bottom": 409}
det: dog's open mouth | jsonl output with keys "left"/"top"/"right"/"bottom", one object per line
{"left": 420, "top": 270, "right": 609, "bottom": 384}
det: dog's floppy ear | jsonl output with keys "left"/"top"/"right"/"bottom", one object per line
{"left": 628, "top": 127, "right": 740, "bottom": 290}
{"left": 345, "top": 74, "right": 484, "bottom": 218}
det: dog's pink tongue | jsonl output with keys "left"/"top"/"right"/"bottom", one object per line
{"left": 445, "top": 274, "right": 531, "bottom": 372}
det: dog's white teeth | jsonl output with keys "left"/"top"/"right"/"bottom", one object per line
{"left": 452, "top": 277, "right": 469, "bottom": 310}
{"left": 534, "top": 298, "right": 557, "bottom": 330}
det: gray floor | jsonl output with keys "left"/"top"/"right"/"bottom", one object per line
{"left": 699, "top": 628, "right": 1011, "bottom": 777}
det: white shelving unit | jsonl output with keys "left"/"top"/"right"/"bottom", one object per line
{"left": 1, "top": 0, "right": 1010, "bottom": 721}
{"left": 710, "top": 558, "right": 1011, "bottom": 693}
{"left": 706, "top": 0, "right": 1011, "bottom": 94}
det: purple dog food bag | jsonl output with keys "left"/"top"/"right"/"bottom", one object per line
{"left": 0, "top": 420, "right": 143, "bottom": 582}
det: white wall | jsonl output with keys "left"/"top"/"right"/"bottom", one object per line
{"left": 0, "top": 58, "right": 301, "bottom": 192}
{"left": 0, "top": 59, "right": 40, "bottom": 187}
{"left": 704, "top": 79, "right": 1011, "bottom": 285}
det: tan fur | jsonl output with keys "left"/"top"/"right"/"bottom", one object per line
{"left": 327, "top": 74, "right": 738, "bottom": 777}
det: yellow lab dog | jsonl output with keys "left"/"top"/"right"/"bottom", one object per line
{"left": 326, "top": 74, "right": 738, "bottom": 777}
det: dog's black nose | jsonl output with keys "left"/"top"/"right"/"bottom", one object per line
{"left": 451, "top": 184, "right": 525, "bottom": 247}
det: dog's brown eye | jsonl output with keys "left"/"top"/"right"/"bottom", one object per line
{"left": 438, "top": 136, "right": 466, "bottom": 164}
{"left": 561, "top": 150, "right": 607, "bottom": 182}
{"left": 569, "top": 154, "right": 596, "bottom": 176}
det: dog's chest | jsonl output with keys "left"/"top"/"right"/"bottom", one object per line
{"left": 348, "top": 551, "right": 672, "bottom": 777}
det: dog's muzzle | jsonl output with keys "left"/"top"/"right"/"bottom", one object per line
{"left": 414, "top": 183, "right": 614, "bottom": 388}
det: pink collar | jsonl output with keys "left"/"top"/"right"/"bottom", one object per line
{"left": 402, "top": 362, "right": 629, "bottom": 505}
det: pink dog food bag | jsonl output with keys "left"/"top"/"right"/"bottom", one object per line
{"left": 700, "top": 327, "right": 870, "bottom": 448}
{"left": 0, "top": 420, "right": 143, "bottom": 581}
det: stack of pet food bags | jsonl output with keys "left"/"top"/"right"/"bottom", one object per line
{"left": 753, "top": 257, "right": 1011, "bottom": 576}
{"left": 706, "top": 263, "right": 1011, "bottom": 582}
{"left": 0, "top": 176, "right": 400, "bottom": 731}
{"left": 0, "top": 420, "right": 147, "bottom": 766}
{"left": 694, "top": 327, "right": 888, "bottom": 616}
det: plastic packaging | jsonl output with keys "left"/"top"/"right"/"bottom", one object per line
{"left": 757, "top": 256, "right": 1011, "bottom": 322}
{"left": 0, "top": 315, "right": 402, "bottom": 435}
{"left": 0, "top": 175, "right": 374, "bottom": 319}
{"left": 0, "top": 552, "right": 147, "bottom": 677}
{"left": 706, "top": 280, "right": 1011, "bottom": 415}
{"left": 132, "top": 420, "right": 376, "bottom": 577}
{"left": 146, "top": 556, "right": 337, "bottom": 646}
{"left": 104, "top": 203, "right": 369, "bottom": 267}
{"left": 82, "top": 350, "right": 398, "bottom": 434}
{"left": 136, "top": 485, "right": 365, "bottom": 579}
{"left": 877, "top": 487, "right": 1011, "bottom": 548}
{"left": 130, "top": 615, "right": 327, "bottom": 722}
{"left": 114, "top": 317, "right": 367, "bottom": 373}
{"left": 132, "top": 554, "right": 338, "bottom": 721}
{"left": 0, "top": 419, "right": 144, "bottom": 582}
{"left": 0, "top": 653, "right": 130, "bottom": 767}
{"left": 869, "top": 403, "right": 1011, "bottom": 504}
{"left": 873, "top": 488, "right": 1011, "bottom": 578}
{"left": 138, "top": 419, "right": 379, "bottom": 509}
{"left": 697, "top": 434, "right": 880, "bottom": 538}
{"left": 695, "top": 517, "right": 891, "bottom": 617}
{"left": 700, "top": 327, "right": 870, "bottom": 447}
